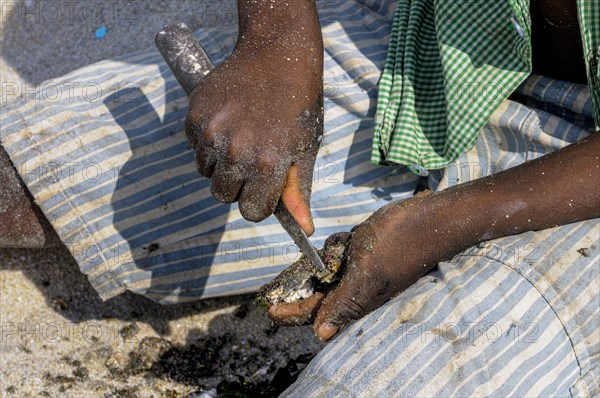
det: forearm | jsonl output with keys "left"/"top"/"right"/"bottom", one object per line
{"left": 233, "top": 0, "right": 323, "bottom": 101}
{"left": 385, "top": 133, "right": 600, "bottom": 286}
{"left": 461, "top": 132, "right": 600, "bottom": 239}
{"left": 237, "top": 0, "right": 322, "bottom": 48}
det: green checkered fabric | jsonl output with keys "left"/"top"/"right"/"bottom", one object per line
{"left": 579, "top": 0, "right": 600, "bottom": 128}
{"left": 373, "top": 0, "right": 600, "bottom": 172}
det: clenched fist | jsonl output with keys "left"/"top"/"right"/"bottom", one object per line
{"left": 185, "top": 0, "right": 324, "bottom": 234}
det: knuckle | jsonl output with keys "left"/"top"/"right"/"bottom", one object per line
{"left": 194, "top": 111, "right": 230, "bottom": 149}
{"left": 256, "top": 153, "right": 277, "bottom": 171}
{"left": 205, "top": 114, "right": 226, "bottom": 137}
{"left": 200, "top": 125, "right": 218, "bottom": 148}
{"left": 226, "top": 143, "right": 244, "bottom": 162}
{"left": 333, "top": 296, "right": 366, "bottom": 322}
{"left": 226, "top": 131, "right": 252, "bottom": 162}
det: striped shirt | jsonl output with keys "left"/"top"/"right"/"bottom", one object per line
{"left": 372, "top": 0, "right": 600, "bottom": 173}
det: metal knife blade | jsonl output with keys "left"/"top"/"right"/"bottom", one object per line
{"left": 155, "top": 23, "right": 325, "bottom": 270}
{"left": 274, "top": 202, "right": 326, "bottom": 273}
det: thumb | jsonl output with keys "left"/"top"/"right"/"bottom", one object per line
{"left": 313, "top": 261, "right": 385, "bottom": 341}
{"left": 281, "top": 151, "right": 317, "bottom": 236}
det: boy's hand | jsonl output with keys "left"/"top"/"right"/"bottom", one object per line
{"left": 185, "top": 0, "right": 323, "bottom": 234}
{"left": 268, "top": 195, "right": 443, "bottom": 340}
{"left": 268, "top": 133, "right": 600, "bottom": 340}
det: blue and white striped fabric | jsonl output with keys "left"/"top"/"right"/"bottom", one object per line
{"left": 285, "top": 77, "right": 599, "bottom": 397}
{"left": 1, "top": 0, "right": 598, "bottom": 394}
{"left": 0, "top": 0, "right": 419, "bottom": 302}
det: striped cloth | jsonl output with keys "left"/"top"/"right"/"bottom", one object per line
{"left": 372, "top": 0, "right": 600, "bottom": 173}
{"left": 285, "top": 76, "right": 599, "bottom": 397}
{"left": 0, "top": 0, "right": 418, "bottom": 302}
{"left": 1, "top": 0, "right": 598, "bottom": 393}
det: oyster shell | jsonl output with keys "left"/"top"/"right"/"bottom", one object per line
{"left": 255, "top": 240, "right": 348, "bottom": 309}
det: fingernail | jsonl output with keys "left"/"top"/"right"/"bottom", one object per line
{"left": 316, "top": 323, "right": 339, "bottom": 341}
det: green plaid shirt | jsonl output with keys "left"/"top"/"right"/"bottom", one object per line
{"left": 373, "top": 0, "right": 600, "bottom": 172}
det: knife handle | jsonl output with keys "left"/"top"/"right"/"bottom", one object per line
{"left": 155, "top": 23, "right": 318, "bottom": 256}
{"left": 155, "top": 22, "right": 214, "bottom": 97}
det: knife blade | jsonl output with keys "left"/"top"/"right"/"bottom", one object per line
{"left": 156, "top": 23, "right": 325, "bottom": 271}
{"left": 273, "top": 202, "right": 326, "bottom": 273}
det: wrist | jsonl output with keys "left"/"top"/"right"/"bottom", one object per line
{"left": 421, "top": 182, "right": 516, "bottom": 251}
{"left": 364, "top": 195, "right": 475, "bottom": 293}
{"left": 237, "top": 0, "right": 322, "bottom": 49}
{"left": 383, "top": 191, "right": 484, "bottom": 267}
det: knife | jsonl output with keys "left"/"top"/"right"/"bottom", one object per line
{"left": 155, "top": 23, "right": 326, "bottom": 272}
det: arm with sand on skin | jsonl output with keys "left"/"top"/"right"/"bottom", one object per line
{"left": 270, "top": 132, "right": 600, "bottom": 340}
{"left": 185, "top": 0, "right": 323, "bottom": 235}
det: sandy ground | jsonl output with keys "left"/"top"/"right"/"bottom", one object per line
{"left": 0, "top": 1, "right": 324, "bottom": 397}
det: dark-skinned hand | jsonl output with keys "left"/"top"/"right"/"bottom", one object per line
{"left": 267, "top": 132, "right": 600, "bottom": 341}
{"left": 268, "top": 195, "right": 441, "bottom": 341}
{"left": 185, "top": 0, "right": 324, "bottom": 234}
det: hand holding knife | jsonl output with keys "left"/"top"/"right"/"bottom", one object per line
{"left": 155, "top": 23, "right": 325, "bottom": 271}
